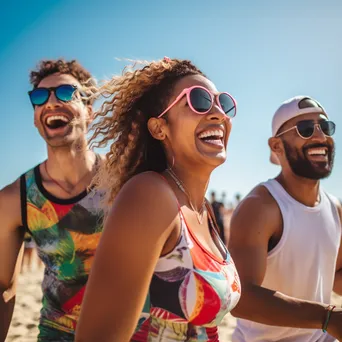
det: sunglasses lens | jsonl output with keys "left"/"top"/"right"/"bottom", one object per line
{"left": 30, "top": 88, "right": 49, "bottom": 105}
{"left": 55, "top": 85, "right": 76, "bottom": 102}
{"left": 189, "top": 87, "right": 212, "bottom": 113}
{"left": 321, "top": 121, "right": 336, "bottom": 136}
{"left": 297, "top": 121, "right": 315, "bottom": 138}
{"left": 219, "top": 93, "right": 236, "bottom": 118}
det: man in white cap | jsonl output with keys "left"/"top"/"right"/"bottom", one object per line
{"left": 229, "top": 96, "right": 342, "bottom": 341}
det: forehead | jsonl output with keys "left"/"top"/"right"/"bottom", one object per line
{"left": 285, "top": 113, "right": 328, "bottom": 127}
{"left": 37, "top": 73, "right": 81, "bottom": 88}
{"left": 172, "top": 74, "right": 217, "bottom": 96}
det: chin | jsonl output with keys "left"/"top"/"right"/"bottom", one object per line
{"left": 44, "top": 134, "right": 75, "bottom": 147}
{"left": 204, "top": 152, "right": 227, "bottom": 168}
{"left": 292, "top": 164, "right": 333, "bottom": 180}
{"left": 194, "top": 140, "right": 227, "bottom": 167}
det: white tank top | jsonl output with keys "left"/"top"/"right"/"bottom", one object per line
{"left": 233, "top": 179, "right": 341, "bottom": 342}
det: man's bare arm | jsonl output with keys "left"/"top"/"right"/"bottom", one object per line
{"left": 333, "top": 199, "right": 342, "bottom": 296}
{"left": 0, "top": 179, "right": 25, "bottom": 341}
{"left": 228, "top": 186, "right": 342, "bottom": 339}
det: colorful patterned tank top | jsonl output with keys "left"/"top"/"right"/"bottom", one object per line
{"left": 20, "top": 162, "right": 104, "bottom": 340}
{"left": 132, "top": 207, "right": 241, "bottom": 341}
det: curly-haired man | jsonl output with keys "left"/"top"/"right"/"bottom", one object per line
{"left": 0, "top": 59, "right": 105, "bottom": 341}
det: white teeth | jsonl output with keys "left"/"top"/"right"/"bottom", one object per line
{"left": 308, "top": 148, "right": 327, "bottom": 156}
{"left": 46, "top": 115, "right": 69, "bottom": 125}
{"left": 198, "top": 130, "right": 224, "bottom": 139}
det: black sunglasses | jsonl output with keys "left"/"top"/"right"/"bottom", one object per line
{"left": 28, "top": 84, "right": 78, "bottom": 106}
{"left": 276, "top": 120, "right": 336, "bottom": 139}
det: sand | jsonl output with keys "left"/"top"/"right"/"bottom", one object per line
{"left": 6, "top": 267, "right": 43, "bottom": 342}
{"left": 6, "top": 265, "right": 341, "bottom": 342}
{"left": 5, "top": 266, "right": 237, "bottom": 342}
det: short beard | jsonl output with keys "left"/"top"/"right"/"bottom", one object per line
{"left": 282, "top": 140, "right": 335, "bottom": 180}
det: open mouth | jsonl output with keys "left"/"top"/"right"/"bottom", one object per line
{"left": 305, "top": 147, "right": 329, "bottom": 162}
{"left": 197, "top": 129, "right": 224, "bottom": 147}
{"left": 45, "top": 115, "right": 71, "bottom": 129}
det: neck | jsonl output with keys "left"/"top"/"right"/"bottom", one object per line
{"left": 167, "top": 164, "right": 210, "bottom": 210}
{"left": 276, "top": 171, "right": 321, "bottom": 207}
{"left": 45, "top": 141, "right": 96, "bottom": 186}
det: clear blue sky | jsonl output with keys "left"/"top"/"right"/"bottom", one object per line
{"left": 0, "top": 0, "right": 341, "bottom": 202}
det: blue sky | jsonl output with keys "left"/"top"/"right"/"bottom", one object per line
{"left": 0, "top": 0, "right": 341, "bottom": 202}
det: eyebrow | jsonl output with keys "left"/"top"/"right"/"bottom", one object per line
{"left": 297, "top": 118, "right": 328, "bottom": 124}
{"left": 297, "top": 119, "right": 314, "bottom": 124}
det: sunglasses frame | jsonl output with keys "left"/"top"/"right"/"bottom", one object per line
{"left": 276, "top": 120, "right": 336, "bottom": 140}
{"left": 28, "top": 84, "right": 78, "bottom": 107}
{"left": 157, "top": 85, "right": 237, "bottom": 118}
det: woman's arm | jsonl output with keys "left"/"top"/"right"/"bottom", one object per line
{"left": 75, "top": 172, "right": 179, "bottom": 342}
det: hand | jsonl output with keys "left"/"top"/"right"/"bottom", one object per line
{"left": 327, "top": 308, "right": 342, "bottom": 340}
{"left": 2, "top": 278, "right": 18, "bottom": 303}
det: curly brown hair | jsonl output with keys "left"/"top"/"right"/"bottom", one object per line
{"left": 29, "top": 59, "right": 97, "bottom": 104}
{"left": 90, "top": 58, "right": 206, "bottom": 205}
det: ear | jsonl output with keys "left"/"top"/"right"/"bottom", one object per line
{"left": 34, "top": 112, "right": 39, "bottom": 127}
{"left": 85, "top": 104, "right": 94, "bottom": 125}
{"left": 268, "top": 137, "right": 284, "bottom": 159}
{"left": 147, "top": 117, "right": 167, "bottom": 141}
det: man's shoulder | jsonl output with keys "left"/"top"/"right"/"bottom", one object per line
{"left": 0, "top": 165, "right": 39, "bottom": 218}
{"left": 323, "top": 190, "right": 341, "bottom": 206}
{"left": 323, "top": 190, "right": 342, "bottom": 223}
{"left": 231, "top": 181, "right": 281, "bottom": 229}
{"left": 244, "top": 181, "right": 279, "bottom": 206}
{"left": 0, "top": 178, "right": 22, "bottom": 225}
{"left": 0, "top": 178, "right": 21, "bottom": 199}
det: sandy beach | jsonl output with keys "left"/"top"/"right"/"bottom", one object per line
{"left": 5, "top": 266, "right": 237, "bottom": 342}
{"left": 6, "top": 264, "right": 341, "bottom": 342}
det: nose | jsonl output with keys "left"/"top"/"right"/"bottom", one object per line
{"left": 45, "top": 91, "right": 62, "bottom": 109}
{"left": 311, "top": 124, "right": 327, "bottom": 142}
{"left": 206, "top": 103, "right": 227, "bottom": 122}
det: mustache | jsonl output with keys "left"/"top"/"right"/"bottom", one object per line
{"left": 303, "top": 143, "right": 333, "bottom": 153}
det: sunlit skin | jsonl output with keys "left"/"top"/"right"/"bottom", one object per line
{"left": 148, "top": 74, "right": 233, "bottom": 256}
{"left": 150, "top": 74, "right": 232, "bottom": 208}
{"left": 270, "top": 113, "right": 334, "bottom": 182}
{"left": 227, "top": 109, "right": 342, "bottom": 341}
{"left": 33, "top": 73, "right": 92, "bottom": 149}
{"left": 0, "top": 69, "right": 102, "bottom": 341}
{"left": 31, "top": 73, "right": 99, "bottom": 198}
{"left": 75, "top": 74, "right": 236, "bottom": 342}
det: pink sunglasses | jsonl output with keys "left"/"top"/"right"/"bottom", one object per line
{"left": 157, "top": 85, "right": 237, "bottom": 118}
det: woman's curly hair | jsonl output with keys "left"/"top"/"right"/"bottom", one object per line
{"left": 90, "top": 58, "right": 206, "bottom": 205}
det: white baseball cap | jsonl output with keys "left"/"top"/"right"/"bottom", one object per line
{"left": 270, "top": 95, "right": 328, "bottom": 165}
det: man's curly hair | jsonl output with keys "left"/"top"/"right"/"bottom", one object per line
{"left": 90, "top": 58, "right": 206, "bottom": 205}
{"left": 29, "top": 59, "right": 97, "bottom": 104}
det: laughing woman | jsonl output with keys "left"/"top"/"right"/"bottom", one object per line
{"left": 75, "top": 58, "right": 241, "bottom": 342}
